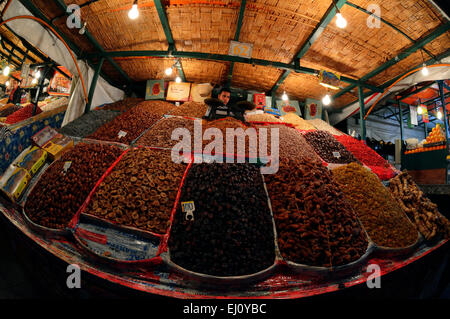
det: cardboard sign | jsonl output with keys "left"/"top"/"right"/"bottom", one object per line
{"left": 305, "top": 98, "right": 322, "bottom": 120}
{"left": 319, "top": 70, "right": 341, "bottom": 90}
{"left": 276, "top": 100, "right": 302, "bottom": 117}
{"left": 254, "top": 93, "right": 266, "bottom": 109}
{"left": 228, "top": 41, "right": 253, "bottom": 59}
{"left": 189, "top": 83, "right": 213, "bottom": 103}
{"left": 166, "top": 82, "right": 191, "bottom": 102}
{"left": 48, "top": 66, "right": 72, "bottom": 96}
{"left": 145, "top": 79, "right": 165, "bottom": 100}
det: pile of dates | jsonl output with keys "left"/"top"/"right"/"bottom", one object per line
{"left": 265, "top": 157, "right": 368, "bottom": 267}
{"left": 84, "top": 148, "right": 187, "bottom": 235}
{"left": 88, "top": 104, "right": 161, "bottom": 144}
{"left": 25, "top": 143, "right": 123, "bottom": 229}
{"left": 168, "top": 163, "right": 275, "bottom": 276}
{"left": 169, "top": 101, "right": 208, "bottom": 119}
{"left": 101, "top": 97, "right": 144, "bottom": 113}
{"left": 303, "top": 130, "right": 359, "bottom": 164}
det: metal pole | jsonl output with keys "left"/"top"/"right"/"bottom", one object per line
{"left": 33, "top": 64, "right": 53, "bottom": 115}
{"left": 84, "top": 57, "right": 104, "bottom": 114}
{"left": 358, "top": 85, "right": 366, "bottom": 141}
{"left": 437, "top": 80, "right": 449, "bottom": 184}
{"left": 398, "top": 99, "right": 404, "bottom": 142}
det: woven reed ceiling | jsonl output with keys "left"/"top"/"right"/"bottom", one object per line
{"left": 24, "top": 0, "right": 450, "bottom": 107}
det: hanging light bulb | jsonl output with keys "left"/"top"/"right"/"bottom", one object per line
{"left": 3, "top": 65, "right": 10, "bottom": 76}
{"left": 336, "top": 12, "right": 347, "bottom": 29}
{"left": 421, "top": 63, "right": 429, "bottom": 76}
{"left": 32, "top": 78, "right": 38, "bottom": 85}
{"left": 322, "top": 94, "right": 331, "bottom": 106}
{"left": 437, "top": 110, "right": 443, "bottom": 120}
{"left": 79, "top": 22, "right": 87, "bottom": 35}
{"left": 175, "top": 76, "right": 181, "bottom": 83}
{"left": 417, "top": 106, "right": 423, "bottom": 115}
{"left": 281, "top": 91, "right": 288, "bottom": 101}
{"left": 165, "top": 67, "right": 173, "bottom": 76}
{"left": 5, "top": 80, "right": 9, "bottom": 87}
{"left": 128, "top": 1, "right": 139, "bottom": 20}
{"left": 35, "top": 70, "right": 41, "bottom": 79}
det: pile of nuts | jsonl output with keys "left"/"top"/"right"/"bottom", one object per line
{"left": 265, "top": 157, "right": 368, "bottom": 267}
{"left": 307, "top": 119, "right": 344, "bottom": 136}
{"left": 245, "top": 113, "right": 282, "bottom": 123}
{"left": 87, "top": 105, "right": 161, "bottom": 144}
{"left": 388, "top": 172, "right": 450, "bottom": 241}
{"left": 25, "top": 143, "right": 123, "bottom": 229}
{"left": 281, "top": 113, "right": 316, "bottom": 131}
{"left": 136, "top": 117, "right": 197, "bottom": 149}
{"left": 254, "top": 124, "right": 322, "bottom": 165}
{"left": 169, "top": 101, "right": 208, "bottom": 118}
{"left": 168, "top": 163, "right": 275, "bottom": 276}
{"left": 101, "top": 97, "right": 144, "bottom": 112}
{"left": 304, "top": 130, "right": 360, "bottom": 164}
{"left": 84, "top": 148, "right": 187, "bottom": 235}
{"left": 332, "top": 163, "right": 419, "bottom": 248}
{"left": 136, "top": 100, "right": 176, "bottom": 117}
{"left": 59, "top": 110, "right": 120, "bottom": 138}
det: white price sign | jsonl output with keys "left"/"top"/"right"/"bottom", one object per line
{"left": 229, "top": 41, "right": 253, "bottom": 59}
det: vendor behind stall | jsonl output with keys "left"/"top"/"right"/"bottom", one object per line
{"left": 203, "top": 87, "right": 255, "bottom": 121}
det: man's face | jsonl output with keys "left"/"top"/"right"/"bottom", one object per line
{"left": 218, "top": 91, "right": 231, "bottom": 105}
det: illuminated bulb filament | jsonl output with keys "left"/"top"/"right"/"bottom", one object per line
{"left": 128, "top": 4, "right": 139, "bottom": 20}
{"left": 322, "top": 94, "right": 331, "bottom": 106}
{"left": 336, "top": 13, "right": 347, "bottom": 29}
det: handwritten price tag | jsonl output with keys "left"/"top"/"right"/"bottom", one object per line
{"left": 118, "top": 130, "right": 127, "bottom": 139}
{"left": 332, "top": 152, "right": 341, "bottom": 158}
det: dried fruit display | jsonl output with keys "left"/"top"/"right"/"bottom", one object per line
{"left": 388, "top": 172, "right": 450, "bottom": 241}
{"left": 87, "top": 104, "right": 161, "bottom": 144}
{"left": 168, "top": 163, "right": 275, "bottom": 276}
{"left": 101, "top": 97, "right": 144, "bottom": 112}
{"left": 59, "top": 110, "right": 120, "bottom": 138}
{"left": 281, "top": 113, "right": 316, "bottom": 130}
{"left": 307, "top": 119, "right": 344, "bottom": 136}
{"left": 5, "top": 104, "right": 42, "bottom": 124}
{"left": 245, "top": 112, "right": 282, "bottom": 122}
{"left": 254, "top": 124, "right": 322, "bottom": 164}
{"left": 136, "top": 117, "right": 197, "bottom": 149}
{"left": 84, "top": 148, "right": 187, "bottom": 235}
{"left": 169, "top": 101, "right": 208, "bottom": 118}
{"left": 0, "top": 105, "right": 21, "bottom": 117}
{"left": 304, "top": 130, "right": 359, "bottom": 164}
{"left": 265, "top": 158, "right": 368, "bottom": 267}
{"left": 24, "top": 143, "right": 123, "bottom": 229}
{"left": 135, "top": 100, "right": 176, "bottom": 116}
{"left": 332, "top": 163, "right": 418, "bottom": 248}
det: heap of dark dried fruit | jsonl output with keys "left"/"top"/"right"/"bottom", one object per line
{"left": 332, "top": 163, "right": 419, "bottom": 248}
{"left": 388, "top": 172, "right": 450, "bottom": 241}
{"left": 168, "top": 163, "right": 275, "bottom": 276}
{"left": 169, "top": 101, "right": 208, "bottom": 118}
{"left": 24, "top": 143, "right": 123, "bottom": 229}
{"left": 265, "top": 157, "right": 368, "bottom": 267}
{"left": 84, "top": 148, "right": 187, "bottom": 235}
{"left": 101, "top": 97, "right": 144, "bottom": 112}
{"left": 303, "top": 130, "right": 359, "bottom": 164}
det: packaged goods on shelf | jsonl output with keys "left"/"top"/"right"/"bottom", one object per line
{"left": 388, "top": 172, "right": 450, "bottom": 241}
{"left": 12, "top": 146, "right": 47, "bottom": 176}
{"left": 84, "top": 148, "right": 187, "bottom": 235}
{"left": 24, "top": 143, "right": 123, "bottom": 229}
{"left": 307, "top": 118, "right": 344, "bottom": 136}
{"left": 168, "top": 163, "right": 275, "bottom": 276}
{"left": 58, "top": 109, "right": 120, "bottom": 138}
{"left": 265, "top": 158, "right": 368, "bottom": 267}
{"left": 0, "top": 166, "right": 31, "bottom": 202}
{"left": 169, "top": 101, "right": 208, "bottom": 119}
{"left": 41, "top": 134, "right": 74, "bottom": 161}
{"left": 281, "top": 113, "right": 316, "bottom": 130}
{"left": 331, "top": 163, "right": 418, "bottom": 248}
{"left": 32, "top": 126, "right": 60, "bottom": 148}
{"left": 304, "top": 130, "right": 359, "bottom": 164}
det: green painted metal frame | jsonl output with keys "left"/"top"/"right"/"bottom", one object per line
{"left": 357, "top": 85, "right": 366, "bottom": 141}
{"left": 153, "top": 0, "right": 185, "bottom": 82}
{"left": 270, "top": 0, "right": 347, "bottom": 98}
{"left": 333, "top": 22, "right": 450, "bottom": 100}
{"left": 227, "top": 0, "right": 247, "bottom": 87}
{"left": 18, "top": 0, "right": 123, "bottom": 89}
{"left": 437, "top": 81, "right": 449, "bottom": 169}
{"left": 52, "top": 0, "right": 131, "bottom": 84}
{"left": 85, "top": 57, "right": 105, "bottom": 114}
